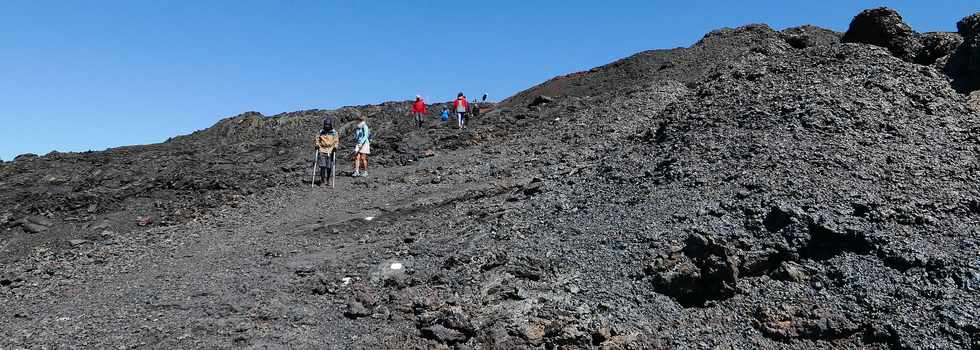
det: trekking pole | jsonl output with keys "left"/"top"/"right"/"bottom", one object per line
{"left": 330, "top": 151, "right": 337, "bottom": 188}
{"left": 311, "top": 150, "right": 319, "bottom": 188}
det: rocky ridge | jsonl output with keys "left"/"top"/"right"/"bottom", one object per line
{"left": 1, "top": 7, "right": 979, "bottom": 350}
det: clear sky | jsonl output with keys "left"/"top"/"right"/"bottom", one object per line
{"left": 1, "top": 1, "right": 977, "bottom": 160}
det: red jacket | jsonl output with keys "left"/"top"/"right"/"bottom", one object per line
{"left": 453, "top": 97, "right": 468, "bottom": 112}
{"left": 412, "top": 99, "right": 427, "bottom": 114}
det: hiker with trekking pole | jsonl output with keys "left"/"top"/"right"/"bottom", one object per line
{"left": 351, "top": 114, "right": 371, "bottom": 177}
{"left": 311, "top": 117, "right": 340, "bottom": 188}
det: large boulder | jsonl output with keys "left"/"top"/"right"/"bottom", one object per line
{"left": 842, "top": 8, "right": 923, "bottom": 62}
{"left": 959, "top": 13, "right": 980, "bottom": 40}
{"left": 955, "top": 13, "right": 980, "bottom": 92}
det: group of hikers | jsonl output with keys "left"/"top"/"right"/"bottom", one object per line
{"left": 413, "top": 92, "right": 485, "bottom": 130}
{"left": 311, "top": 92, "right": 485, "bottom": 187}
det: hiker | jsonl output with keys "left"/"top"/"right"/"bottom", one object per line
{"left": 313, "top": 117, "right": 340, "bottom": 186}
{"left": 440, "top": 106, "right": 450, "bottom": 122}
{"left": 411, "top": 95, "right": 427, "bottom": 129}
{"left": 472, "top": 101, "right": 481, "bottom": 117}
{"left": 453, "top": 92, "right": 469, "bottom": 129}
{"left": 482, "top": 93, "right": 488, "bottom": 102}
{"left": 352, "top": 115, "right": 371, "bottom": 177}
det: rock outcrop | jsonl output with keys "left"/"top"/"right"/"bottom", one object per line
{"left": 842, "top": 7, "right": 923, "bottom": 62}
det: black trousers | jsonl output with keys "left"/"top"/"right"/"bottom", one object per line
{"left": 316, "top": 151, "right": 335, "bottom": 183}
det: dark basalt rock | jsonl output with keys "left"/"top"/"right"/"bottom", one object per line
{"left": 12, "top": 153, "right": 38, "bottom": 162}
{"left": 842, "top": 7, "right": 923, "bottom": 62}
{"left": 528, "top": 95, "right": 554, "bottom": 107}
{"left": 954, "top": 13, "right": 980, "bottom": 92}
{"left": 648, "top": 234, "right": 739, "bottom": 307}
{"left": 1, "top": 6, "right": 978, "bottom": 350}
{"left": 918, "top": 32, "right": 963, "bottom": 65}
{"left": 781, "top": 25, "right": 842, "bottom": 49}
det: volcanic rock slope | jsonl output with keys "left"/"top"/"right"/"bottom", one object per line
{"left": 2, "top": 8, "right": 980, "bottom": 350}
{"left": 0, "top": 102, "right": 467, "bottom": 264}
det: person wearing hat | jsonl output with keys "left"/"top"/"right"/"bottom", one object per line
{"left": 411, "top": 95, "right": 427, "bottom": 129}
{"left": 313, "top": 117, "right": 340, "bottom": 186}
{"left": 352, "top": 114, "right": 371, "bottom": 177}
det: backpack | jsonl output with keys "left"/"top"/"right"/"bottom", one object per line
{"left": 455, "top": 98, "right": 468, "bottom": 113}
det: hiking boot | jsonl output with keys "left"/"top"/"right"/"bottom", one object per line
{"left": 359, "top": 172, "right": 368, "bottom": 177}
{"left": 351, "top": 171, "right": 360, "bottom": 177}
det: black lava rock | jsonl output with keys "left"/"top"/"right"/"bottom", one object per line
{"left": 781, "top": 25, "right": 842, "bottom": 49}
{"left": 842, "top": 7, "right": 923, "bottom": 62}
{"left": 955, "top": 13, "right": 980, "bottom": 92}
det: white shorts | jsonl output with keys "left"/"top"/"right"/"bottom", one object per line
{"left": 357, "top": 142, "right": 371, "bottom": 154}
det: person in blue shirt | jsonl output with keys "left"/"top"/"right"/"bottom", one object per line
{"left": 440, "top": 107, "right": 450, "bottom": 122}
{"left": 352, "top": 114, "right": 371, "bottom": 177}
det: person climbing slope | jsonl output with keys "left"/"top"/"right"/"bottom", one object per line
{"left": 312, "top": 117, "right": 340, "bottom": 187}
{"left": 440, "top": 106, "right": 450, "bottom": 123}
{"left": 352, "top": 114, "right": 371, "bottom": 177}
{"left": 453, "top": 92, "right": 469, "bottom": 129}
{"left": 411, "top": 95, "right": 427, "bottom": 129}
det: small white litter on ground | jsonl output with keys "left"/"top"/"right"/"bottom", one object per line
{"left": 364, "top": 216, "right": 375, "bottom": 221}
{"left": 390, "top": 262, "right": 403, "bottom": 270}
{"left": 341, "top": 277, "right": 352, "bottom": 285}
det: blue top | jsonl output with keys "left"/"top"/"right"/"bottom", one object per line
{"left": 355, "top": 122, "right": 370, "bottom": 145}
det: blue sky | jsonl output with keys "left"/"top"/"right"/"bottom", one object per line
{"left": 1, "top": 1, "right": 977, "bottom": 160}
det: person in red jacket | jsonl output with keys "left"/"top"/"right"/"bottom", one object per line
{"left": 453, "top": 92, "right": 468, "bottom": 129}
{"left": 411, "top": 95, "right": 427, "bottom": 129}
